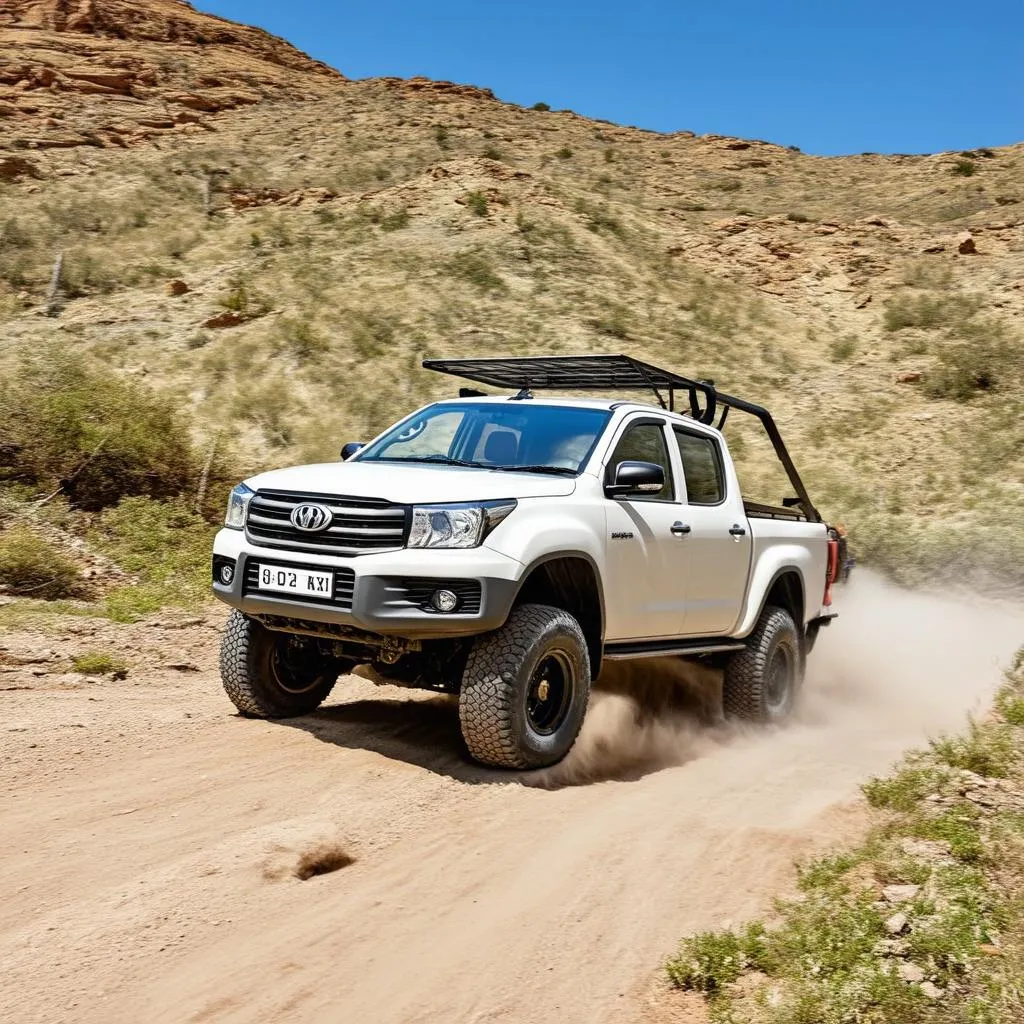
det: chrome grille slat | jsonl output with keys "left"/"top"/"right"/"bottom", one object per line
{"left": 253, "top": 496, "right": 403, "bottom": 518}
{"left": 246, "top": 490, "right": 407, "bottom": 555}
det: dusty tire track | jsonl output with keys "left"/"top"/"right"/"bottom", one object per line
{"left": 1, "top": 573, "right": 1021, "bottom": 1024}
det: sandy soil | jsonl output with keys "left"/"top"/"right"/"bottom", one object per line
{"left": 1, "top": 572, "right": 1021, "bottom": 1024}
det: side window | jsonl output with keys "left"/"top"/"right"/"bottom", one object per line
{"left": 608, "top": 422, "right": 673, "bottom": 500}
{"left": 674, "top": 430, "right": 725, "bottom": 505}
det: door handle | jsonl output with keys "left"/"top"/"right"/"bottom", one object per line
{"left": 671, "top": 521, "right": 692, "bottom": 536}
{"left": 729, "top": 524, "right": 747, "bottom": 537}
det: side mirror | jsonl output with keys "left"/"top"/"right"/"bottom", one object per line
{"left": 605, "top": 460, "right": 665, "bottom": 497}
{"left": 340, "top": 442, "right": 365, "bottom": 461}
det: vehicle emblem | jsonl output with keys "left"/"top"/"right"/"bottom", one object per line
{"left": 290, "top": 503, "right": 333, "bottom": 532}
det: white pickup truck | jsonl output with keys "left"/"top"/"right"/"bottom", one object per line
{"left": 212, "top": 355, "right": 841, "bottom": 769}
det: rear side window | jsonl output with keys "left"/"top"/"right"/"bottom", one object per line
{"left": 608, "top": 422, "right": 673, "bottom": 500}
{"left": 674, "top": 429, "right": 724, "bottom": 504}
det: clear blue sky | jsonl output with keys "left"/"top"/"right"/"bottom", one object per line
{"left": 200, "top": 0, "right": 1022, "bottom": 156}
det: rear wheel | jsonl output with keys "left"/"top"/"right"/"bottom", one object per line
{"left": 220, "top": 610, "right": 340, "bottom": 718}
{"left": 723, "top": 605, "right": 802, "bottom": 723}
{"left": 459, "top": 603, "right": 591, "bottom": 769}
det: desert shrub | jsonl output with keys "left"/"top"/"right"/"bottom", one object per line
{"left": 380, "top": 207, "right": 410, "bottom": 231}
{"left": 555, "top": 147, "right": 573, "bottom": 160}
{"left": 482, "top": 145, "right": 503, "bottom": 161}
{"left": 465, "top": 191, "right": 489, "bottom": 217}
{"left": 0, "top": 349, "right": 196, "bottom": 510}
{"left": 71, "top": 651, "right": 127, "bottom": 675}
{"left": 588, "top": 315, "right": 629, "bottom": 339}
{"left": 0, "top": 526, "right": 83, "bottom": 599}
{"left": 923, "top": 333, "right": 1020, "bottom": 399}
{"left": 829, "top": 335, "right": 857, "bottom": 361}
{"left": 574, "top": 199, "right": 623, "bottom": 236}
{"left": 434, "top": 125, "right": 450, "bottom": 148}
{"left": 277, "top": 317, "right": 329, "bottom": 361}
{"left": 348, "top": 310, "right": 398, "bottom": 358}
{"left": 951, "top": 159, "right": 976, "bottom": 177}
{"left": 882, "top": 293, "right": 982, "bottom": 332}
{"left": 530, "top": 102, "right": 551, "bottom": 111}
{"left": 787, "top": 211, "right": 810, "bottom": 223}
{"left": 448, "top": 251, "right": 506, "bottom": 293}
{"left": 92, "top": 496, "right": 214, "bottom": 621}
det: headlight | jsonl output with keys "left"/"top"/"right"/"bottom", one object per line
{"left": 408, "top": 500, "right": 516, "bottom": 549}
{"left": 224, "top": 483, "right": 255, "bottom": 530}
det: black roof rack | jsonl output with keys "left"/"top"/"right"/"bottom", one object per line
{"left": 423, "top": 354, "right": 821, "bottom": 522}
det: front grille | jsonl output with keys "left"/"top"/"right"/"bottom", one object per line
{"left": 243, "top": 559, "right": 356, "bottom": 611}
{"left": 246, "top": 490, "right": 407, "bottom": 556}
{"left": 384, "top": 578, "right": 483, "bottom": 615}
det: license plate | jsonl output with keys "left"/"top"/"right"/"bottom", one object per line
{"left": 255, "top": 564, "right": 333, "bottom": 599}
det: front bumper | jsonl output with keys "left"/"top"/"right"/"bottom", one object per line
{"left": 211, "top": 528, "right": 523, "bottom": 639}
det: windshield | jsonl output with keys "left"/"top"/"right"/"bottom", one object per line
{"left": 356, "top": 402, "right": 612, "bottom": 474}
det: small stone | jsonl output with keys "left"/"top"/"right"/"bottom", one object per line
{"left": 956, "top": 232, "right": 977, "bottom": 255}
{"left": 202, "top": 310, "right": 247, "bottom": 329}
{"left": 896, "top": 371, "right": 922, "bottom": 384}
{"left": 883, "top": 884, "right": 920, "bottom": 903}
{"left": 920, "top": 981, "right": 944, "bottom": 999}
{"left": 885, "top": 912, "right": 909, "bottom": 935}
{"left": 898, "top": 962, "right": 925, "bottom": 983}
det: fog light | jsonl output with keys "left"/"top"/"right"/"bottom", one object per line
{"left": 219, "top": 563, "right": 235, "bottom": 585}
{"left": 431, "top": 588, "right": 459, "bottom": 613}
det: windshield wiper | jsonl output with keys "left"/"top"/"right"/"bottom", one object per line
{"left": 382, "top": 455, "right": 490, "bottom": 468}
{"left": 488, "top": 464, "right": 577, "bottom": 476}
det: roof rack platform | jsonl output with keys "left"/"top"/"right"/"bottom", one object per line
{"left": 423, "top": 354, "right": 821, "bottom": 522}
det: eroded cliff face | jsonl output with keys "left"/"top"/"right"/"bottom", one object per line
{"left": 0, "top": 0, "right": 344, "bottom": 150}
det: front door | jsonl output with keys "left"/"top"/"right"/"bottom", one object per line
{"left": 602, "top": 419, "right": 691, "bottom": 641}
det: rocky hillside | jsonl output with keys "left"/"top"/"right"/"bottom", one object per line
{"left": 0, "top": 0, "right": 341, "bottom": 151}
{"left": 1, "top": 0, "right": 1022, "bottom": 591}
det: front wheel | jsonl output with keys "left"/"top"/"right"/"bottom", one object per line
{"left": 220, "top": 610, "right": 340, "bottom": 718}
{"left": 459, "top": 604, "right": 591, "bottom": 769}
{"left": 722, "top": 605, "right": 802, "bottom": 723}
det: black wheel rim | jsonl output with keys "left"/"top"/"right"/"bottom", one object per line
{"left": 526, "top": 651, "right": 574, "bottom": 735}
{"left": 764, "top": 643, "right": 794, "bottom": 712}
{"left": 270, "top": 637, "right": 325, "bottom": 695}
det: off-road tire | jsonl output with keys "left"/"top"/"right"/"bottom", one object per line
{"left": 220, "top": 610, "right": 338, "bottom": 718}
{"left": 459, "top": 603, "right": 591, "bottom": 770}
{"left": 723, "top": 605, "right": 802, "bottom": 724}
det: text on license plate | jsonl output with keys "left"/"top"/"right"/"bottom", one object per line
{"left": 256, "top": 564, "right": 333, "bottom": 598}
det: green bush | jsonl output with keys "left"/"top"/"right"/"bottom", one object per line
{"left": 951, "top": 159, "right": 977, "bottom": 177}
{"left": 465, "top": 191, "right": 489, "bottom": 217}
{"left": 0, "top": 349, "right": 196, "bottom": 511}
{"left": 530, "top": 102, "right": 551, "bottom": 112}
{"left": 0, "top": 526, "right": 83, "bottom": 600}
{"left": 92, "top": 497, "right": 215, "bottom": 621}
{"left": 71, "top": 651, "right": 127, "bottom": 675}
{"left": 923, "top": 333, "right": 1020, "bottom": 400}
{"left": 829, "top": 335, "right": 857, "bottom": 361}
{"left": 448, "top": 251, "right": 506, "bottom": 293}
{"left": 882, "top": 293, "right": 982, "bottom": 333}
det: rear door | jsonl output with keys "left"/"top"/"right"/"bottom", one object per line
{"left": 602, "top": 417, "right": 691, "bottom": 641}
{"left": 671, "top": 426, "right": 753, "bottom": 636}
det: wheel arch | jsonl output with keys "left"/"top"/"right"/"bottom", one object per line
{"left": 512, "top": 552, "right": 605, "bottom": 678}
{"left": 753, "top": 568, "right": 806, "bottom": 636}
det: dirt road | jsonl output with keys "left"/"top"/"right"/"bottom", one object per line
{"left": 2, "top": 572, "right": 1021, "bottom": 1024}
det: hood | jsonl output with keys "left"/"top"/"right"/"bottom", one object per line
{"left": 244, "top": 461, "right": 577, "bottom": 503}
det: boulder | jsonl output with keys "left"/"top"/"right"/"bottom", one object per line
{"left": 203, "top": 311, "right": 247, "bottom": 329}
{"left": 165, "top": 280, "right": 190, "bottom": 297}
{"left": 897, "top": 962, "right": 925, "bottom": 983}
{"left": 956, "top": 232, "right": 978, "bottom": 255}
{"left": 896, "top": 371, "right": 922, "bottom": 384}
